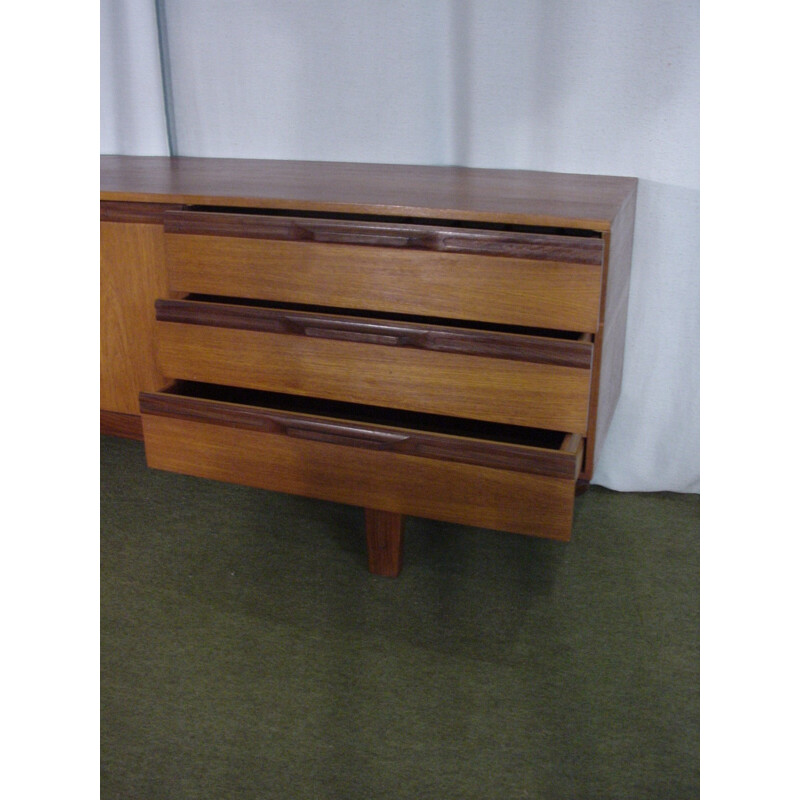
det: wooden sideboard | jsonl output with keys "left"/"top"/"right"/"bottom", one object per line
{"left": 101, "top": 156, "right": 636, "bottom": 576}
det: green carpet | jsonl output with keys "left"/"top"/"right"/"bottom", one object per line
{"left": 101, "top": 434, "right": 699, "bottom": 799}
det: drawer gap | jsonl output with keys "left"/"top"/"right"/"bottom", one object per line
{"left": 158, "top": 381, "right": 570, "bottom": 450}
{"left": 182, "top": 205, "right": 603, "bottom": 239}
{"left": 183, "top": 293, "right": 587, "bottom": 341}
{"left": 141, "top": 381, "right": 583, "bottom": 479}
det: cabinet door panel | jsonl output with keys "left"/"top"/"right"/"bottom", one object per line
{"left": 100, "top": 220, "right": 169, "bottom": 415}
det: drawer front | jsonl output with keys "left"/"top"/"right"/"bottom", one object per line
{"left": 140, "top": 389, "right": 582, "bottom": 540}
{"left": 164, "top": 211, "right": 604, "bottom": 332}
{"left": 154, "top": 300, "right": 594, "bottom": 433}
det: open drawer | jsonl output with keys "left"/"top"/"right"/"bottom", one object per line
{"left": 154, "top": 297, "right": 594, "bottom": 433}
{"left": 139, "top": 382, "right": 583, "bottom": 541}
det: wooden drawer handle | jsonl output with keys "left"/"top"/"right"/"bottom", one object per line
{"left": 304, "top": 326, "right": 402, "bottom": 346}
{"left": 163, "top": 209, "right": 605, "bottom": 265}
{"left": 312, "top": 231, "right": 412, "bottom": 248}
{"left": 284, "top": 421, "right": 410, "bottom": 450}
{"left": 155, "top": 298, "right": 594, "bottom": 368}
{"left": 140, "top": 388, "right": 583, "bottom": 478}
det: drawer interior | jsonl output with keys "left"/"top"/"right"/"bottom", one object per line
{"left": 149, "top": 380, "right": 568, "bottom": 449}
{"left": 157, "top": 295, "right": 593, "bottom": 369}
{"left": 178, "top": 293, "right": 591, "bottom": 342}
{"left": 141, "top": 381, "right": 582, "bottom": 480}
{"left": 167, "top": 207, "right": 604, "bottom": 264}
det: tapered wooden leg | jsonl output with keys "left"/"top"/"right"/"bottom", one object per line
{"left": 364, "top": 508, "right": 405, "bottom": 577}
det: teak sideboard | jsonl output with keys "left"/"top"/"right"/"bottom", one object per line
{"left": 101, "top": 156, "right": 637, "bottom": 576}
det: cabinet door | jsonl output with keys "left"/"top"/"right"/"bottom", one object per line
{"left": 100, "top": 215, "right": 169, "bottom": 417}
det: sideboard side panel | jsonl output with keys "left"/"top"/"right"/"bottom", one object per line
{"left": 585, "top": 184, "right": 637, "bottom": 479}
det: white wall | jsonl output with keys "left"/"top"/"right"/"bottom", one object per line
{"left": 101, "top": 0, "right": 699, "bottom": 492}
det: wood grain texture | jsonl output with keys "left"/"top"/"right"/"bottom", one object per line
{"left": 141, "top": 414, "right": 578, "bottom": 540}
{"left": 155, "top": 299, "right": 594, "bottom": 368}
{"left": 100, "top": 220, "right": 170, "bottom": 415}
{"left": 100, "top": 201, "right": 184, "bottom": 224}
{"left": 364, "top": 509, "right": 404, "bottom": 577}
{"left": 101, "top": 156, "right": 637, "bottom": 542}
{"left": 164, "top": 210, "right": 605, "bottom": 264}
{"left": 139, "top": 388, "right": 582, "bottom": 478}
{"left": 100, "top": 410, "right": 144, "bottom": 440}
{"left": 154, "top": 321, "right": 592, "bottom": 433}
{"left": 102, "top": 156, "right": 637, "bottom": 230}
{"left": 166, "top": 234, "right": 603, "bottom": 332}
{"left": 583, "top": 184, "right": 637, "bottom": 479}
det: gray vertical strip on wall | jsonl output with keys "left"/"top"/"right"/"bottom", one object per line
{"left": 448, "top": 0, "right": 470, "bottom": 166}
{"left": 155, "top": 0, "right": 177, "bottom": 155}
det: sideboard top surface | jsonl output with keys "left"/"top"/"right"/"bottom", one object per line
{"left": 101, "top": 156, "right": 636, "bottom": 231}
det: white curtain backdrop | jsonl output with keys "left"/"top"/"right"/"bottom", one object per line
{"left": 101, "top": 0, "right": 699, "bottom": 493}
